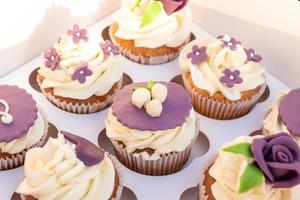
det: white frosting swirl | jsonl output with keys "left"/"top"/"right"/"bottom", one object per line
{"left": 106, "top": 108, "right": 196, "bottom": 160}
{"left": 209, "top": 136, "right": 297, "bottom": 200}
{"left": 113, "top": 0, "right": 192, "bottom": 48}
{"left": 17, "top": 134, "right": 116, "bottom": 200}
{"left": 0, "top": 111, "right": 45, "bottom": 154}
{"left": 179, "top": 36, "right": 266, "bottom": 101}
{"left": 263, "top": 92, "right": 300, "bottom": 145}
{"left": 38, "top": 27, "right": 123, "bottom": 100}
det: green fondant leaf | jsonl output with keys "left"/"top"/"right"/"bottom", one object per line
{"left": 140, "top": 0, "right": 162, "bottom": 28}
{"left": 239, "top": 163, "right": 264, "bottom": 193}
{"left": 131, "top": 0, "right": 142, "bottom": 12}
{"left": 222, "top": 142, "right": 253, "bottom": 158}
{"left": 146, "top": 80, "right": 156, "bottom": 91}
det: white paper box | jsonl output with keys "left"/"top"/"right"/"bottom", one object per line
{"left": 0, "top": 2, "right": 293, "bottom": 200}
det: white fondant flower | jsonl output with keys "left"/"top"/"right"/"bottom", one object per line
{"left": 151, "top": 83, "right": 168, "bottom": 103}
{"left": 132, "top": 88, "right": 151, "bottom": 109}
{"left": 145, "top": 99, "right": 163, "bottom": 117}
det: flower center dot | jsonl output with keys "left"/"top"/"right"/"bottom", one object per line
{"left": 107, "top": 46, "right": 112, "bottom": 51}
{"left": 250, "top": 52, "right": 254, "bottom": 57}
{"left": 50, "top": 56, "right": 55, "bottom": 60}
{"left": 80, "top": 71, "right": 84, "bottom": 74}
{"left": 195, "top": 51, "right": 200, "bottom": 56}
{"left": 75, "top": 32, "right": 80, "bottom": 37}
{"left": 227, "top": 42, "right": 232, "bottom": 46}
{"left": 229, "top": 75, "right": 235, "bottom": 80}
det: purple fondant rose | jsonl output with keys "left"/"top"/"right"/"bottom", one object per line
{"left": 160, "top": 0, "right": 188, "bottom": 15}
{"left": 252, "top": 133, "right": 300, "bottom": 188}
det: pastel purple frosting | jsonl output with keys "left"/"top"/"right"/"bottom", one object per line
{"left": 61, "top": 131, "right": 104, "bottom": 166}
{"left": 0, "top": 85, "right": 38, "bottom": 142}
{"left": 252, "top": 133, "right": 300, "bottom": 188}
{"left": 279, "top": 88, "right": 300, "bottom": 137}
{"left": 111, "top": 82, "right": 192, "bottom": 131}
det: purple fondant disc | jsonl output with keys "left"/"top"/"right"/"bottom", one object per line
{"left": 0, "top": 85, "right": 38, "bottom": 142}
{"left": 111, "top": 82, "right": 192, "bottom": 131}
{"left": 61, "top": 131, "right": 104, "bottom": 166}
{"left": 279, "top": 88, "right": 300, "bottom": 137}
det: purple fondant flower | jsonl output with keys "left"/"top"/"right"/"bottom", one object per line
{"left": 244, "top": 48, "right": 262, "bottom": 62}
{"left": 160, "top": 0, "right": 188, "bottom": 15}
{"left": 44, "top": 48, "right": 60, "bottom": 71}
{"left": 252, "top": 133, "right": 300, "bottom": 188}
{"left": 219, "top": 36, "right": 241, "bottom": 51}
{"left": 67, "top": 24, "right": 88, "bottom": 44}
{"left": 72, "top": 63, "right": 93, "bottom": 84}
{"left": 187, "top": 45, "right": 207, "bottom": 65}
{"left": 220, "top": 69, "right": 243, "bottom": 88}
{"left": 100, "top": 40, "right": 120, "bottom": 55}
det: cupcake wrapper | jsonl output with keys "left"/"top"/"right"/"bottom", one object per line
{"left": 109, "top": 26, "right": 190, "bottom": 65}
{"left": 0, "top": 109, "right": 49, "bottom": 171}
{"left": 109, "top": 155, "right": 124, "bottom": 200}
{"left": 182, "top": 74, "right": 267, "bottom": 120}
{"left": 37, "top": 75, "right": 123, "bottom": 114}
{"left": 199, "top": 155, "right": 218, "bottom": 200}
{"left": 110, "top": 128, "right": 199, "bottom": 176}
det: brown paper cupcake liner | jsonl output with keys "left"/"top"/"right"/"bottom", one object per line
{"left": 37, "top": 75, "right": 123, "bottom": 114}
{"left": 0, "top": 109, "right": 49, "bottom": 171}
{"left": 182, "top": 74, "right": 267, "bottom": 120}
{"left": 109, "top": 25, "right": 190, "bottom": 65}
{"left": 110, "top": 127, "right": 199, "bottom": 176}
{"left": 199, "top": 155, "right": 218, "bottom": 200}
{"left": 109, "top": 155, "right": 124, "bottom": 200}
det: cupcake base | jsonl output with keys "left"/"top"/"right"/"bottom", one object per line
{"left": 109, "top": 23, "right": 191, "bottom": 65}
{"left": 0, "top": 110, "right": 49, "bottom": 171}
{"left": 182, "top": 72, "right": 266, "bottom": 120}
{"left": 37, "top": 74, "right": 123, "bottom": 114}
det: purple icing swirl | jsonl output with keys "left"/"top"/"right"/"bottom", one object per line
{"left": 279, "top": 88, "right": 300, "bottom": 137}
{"left": 252, "top": 133, "right": 300, "bottom": 188}
{"left": 111, "top": 82, "right": 192, "bottom": 131}
{"left": 61, "top": 131, "right": 104, "bottom": 166}
{"left": 0, "top": 85, "right": 38, "bottom": 142}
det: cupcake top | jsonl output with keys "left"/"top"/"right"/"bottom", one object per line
{"left": 17, "top": 131, "right": 117, "bottom": 200}
{"left": 209, "top": 133, "right": 300, "bottom": 200}
{"left": 38, "top": 24, "right": 122, "bottom": 100}
{"left": 111, "top": 81, "right": 192, "bottom": 131}
{"left": 264, "top": 89, "right": 300, "bottom": 144}
{"left": 180, "top": 35, "right": 266, "bottom": 101}
{"left": 113, "top": 0, "right": 192, "bottom": 48}
{"left": 0, "top": 85, "right": 38, "bottom": 142}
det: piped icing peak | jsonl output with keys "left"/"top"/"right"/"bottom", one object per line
{"left": 180, "top": 34, "right": 266, "bottom": 101}
{"left": 61, "top": 131, "right": 104, "bottom": 166}
{"left": 0, "top": 85, "right": 38, "bottom": 143}
{"left": 112, "top": 82, "right": 192, "bottom": 131}
{"left": 131, "top": 81, "right": 168, "bottom": 117}
{"left": 279, "top": 88, "right": 300, "bottom": 137}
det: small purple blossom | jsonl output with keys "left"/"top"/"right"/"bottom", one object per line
{"left": 244, "top": 48, "right": 262, "bottom": 62}
{"left": 72, "top": 63, "right": 93, "bottom": 84}
{"left": 187, "top": 45, "right": 207, "bottom": 65}
{"left": 44, "top": 48, "right": 60, "bottom": 71}
{"left": 221, "top": 38, "right": 241, "bottom": 51}
{"left": 67, "top": 24, "right": 88, "bottom": 44}
{"left": 220, "top": 69, "right": 243, "bottom": 88}
{"left": 100, "top": 40, "right": 120, "bottom": 55}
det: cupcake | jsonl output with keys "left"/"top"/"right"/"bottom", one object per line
{"left": 263, "top": 88, "right": 300, "bottom": 146}
{"left": 106, "top": 81, "right": 198, "bottom": 175}
{"left": 0, "top": 85, "right": 48, "bottom": 170}
{"left": 37, "top": 24, "right": 123, "bottom": 114}
{"left": 179, "top": 35, "right": 266, "bottom": 119}
{"left": 16, "top": 131, "right": 123, "bottom": 200}
{"left": 200, "top": 133, "right": 300, "bottom": 200}
{"left": 110, "top": 0, "right": 192, "bottom": 65}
